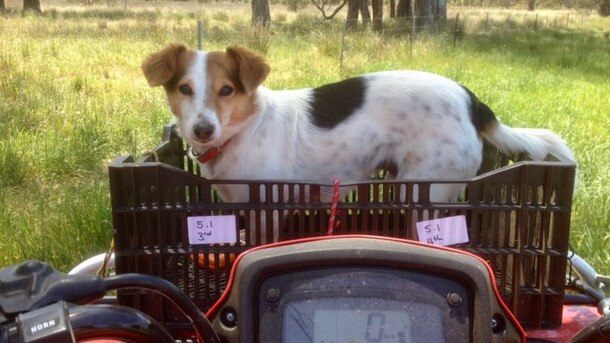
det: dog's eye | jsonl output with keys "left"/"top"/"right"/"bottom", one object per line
{"left": 178, "top": 84, "right": 193, "bottom": 96}
{"left": 219, "top": 86, "right": 234, "bottom": 97}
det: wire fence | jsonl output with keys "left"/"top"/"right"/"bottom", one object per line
{"left": 193, "top": 9, "right": 592, "bottom": 70}
{"left": 448, "top": 9, "right": 589, "bottom": 31}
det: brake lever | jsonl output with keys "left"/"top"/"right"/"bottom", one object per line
{"left": 0, "top": 261, "right": 105, "bottom": 324}
{"left": 596, "top": 275, "right": 610, "bottom": 293}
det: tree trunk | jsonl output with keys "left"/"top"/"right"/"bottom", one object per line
{"left": 346, "top": 0, "right": 360, "bottom": 30}
{"left": 251, "top": 0, "right": 271, "bottom": 27}
{"left": 437, "top": 0, "right": 447, "bottom": 24}
{"left": 23, "top": 0, "right": 42, "bottom": 13}
{"left": 371, "top": 0, "right": 383, "bottom": 31}
{"left": 600, "top": 0, "right": 610, "bottom": 16}
{"left": 389, "top": 0, "right": 396, "bottom": 18}
{"left": 1, "top": 0, "right": 6, "bottom": 12}
{"left": 359, "top": 0, "right": 371, "bottom": 27}
{"left": 396, "top": 0, "right": 411, "bottom": 20}
{"left": 414, "top": 0, "right": 446, "bottom": 30}
{"left": 527, "top": 0, "right": 535, "bottom": 10}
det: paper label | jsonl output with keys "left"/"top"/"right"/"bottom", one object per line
{"left": 416, "top": 215, "right": 469, "bottom": 246}
{"left": 187, "top": 215, "right": 237, "bottom": 245}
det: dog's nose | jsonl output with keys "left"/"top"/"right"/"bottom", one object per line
{"left": 193, "top": 123, "right": 215, "bottom": 142}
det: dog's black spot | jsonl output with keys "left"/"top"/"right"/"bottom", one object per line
{"left": 460, "top": 85, "right": 498, "bottom": 133}
{"left": 310, "top": 77, "right": 366, "bottom": 129}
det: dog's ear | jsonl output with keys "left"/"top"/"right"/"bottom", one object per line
{"left": 226, "top": 46, "right": 270, "bottom": 96}
{"left": 142, "top": 44, "right": 187, "bottom": 87}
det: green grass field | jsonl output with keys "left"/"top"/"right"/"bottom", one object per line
{"left": 0, "top": 2, "right": 609, "bottom": 276}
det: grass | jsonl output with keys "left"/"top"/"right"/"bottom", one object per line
{"left": 0, "top": 2, "right": 609, "bottom": 277}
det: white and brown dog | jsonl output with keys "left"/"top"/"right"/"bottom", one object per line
{"left": 142, "top": 44, "right": 576, "bottom": 203}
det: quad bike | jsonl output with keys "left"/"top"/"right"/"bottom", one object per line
{"left": 0, "top": 235, "right": 608, "bottom": 342}
{"left": 1, "top": 126, "right": 608, "bottom": 342}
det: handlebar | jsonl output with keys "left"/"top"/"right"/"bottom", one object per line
{"left": 568, "top": 251, "right": 610, "bottom": 315}
{"left": 69, "top": 304, "right": 175, "bottom": 343}
{"left": 102, "top": 273, "right": 221, "bottom": 343}
{"left": 1, "top": 302, "right": 176, "bottom": 343}
{"left": 0, "top": 261, "right": 220, "bottom": 343}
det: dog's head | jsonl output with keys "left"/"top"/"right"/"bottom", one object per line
{"left": 142, "top": 44, "right": 270, "bottom": 150}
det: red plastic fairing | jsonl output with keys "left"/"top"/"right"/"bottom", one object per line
{"left": 526, "top": 305, "right": 600, "bottom": 343}
{"left": 206, "top": 234, "right": 528, "bottom": 342}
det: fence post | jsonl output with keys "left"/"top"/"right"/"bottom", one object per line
{"left": 534, "top": 13, "right": 538, "bottom": 30}
{"left": 408, "top": 16, "right": 414, "bottom": 58}
{"left": 197, "top": 21, "right": 204, "bottom": 50}
{"left": 340, "top": 20, "right": 347, "bottom": 72}
{"left": 453, "top": 13, "right": 460, "bottom": 46}
{"left": 410, "top": 0, "right": 415, "bottom": 58}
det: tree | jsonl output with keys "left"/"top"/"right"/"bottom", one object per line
{"left": 600, "top": 0, "right": 610, "bottom": 16}
{"left": 359, "top": 0, "right": 371, "bottom": 26}
{"left": 395, "top": 0, "right": 412, "bottom": 19}
{"left": 346, "top": 0, "right": 359, "bottom": 29}
{"left": 414, "top": 0, "right": 446, "bottom": 30}
{"left": 1, "top": 0, "right": 5, "bottom": 11}
{"left": 371, "top": 0, "right": 383, "bottom": 31}
{"left": 251, "top": 0, "right": 271, "bottom": 26}
{"left": 346, "top": 0, "right": 371, "bottom": 30}
{"left": 321, "top": 0, "right": 446, "bottom": 31}
{"left": 23, "top": 0, "right": 42, "bottom": 13}
{"left": 311, "top": 0, "right": 349, "bottom": 20}
{"left": 527, "top": 0, "right": 536, "bottom": 10}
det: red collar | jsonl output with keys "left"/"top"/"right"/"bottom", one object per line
{"left": 191, "top": 139, "right": 231, "bottom": 164}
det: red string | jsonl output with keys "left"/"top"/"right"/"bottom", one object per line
{"left": 327, "top": 178, "right": 341, "bottom": 235}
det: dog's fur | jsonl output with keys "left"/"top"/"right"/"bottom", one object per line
{"left": 142, "top": 44, "right": 576, "bottom": 203}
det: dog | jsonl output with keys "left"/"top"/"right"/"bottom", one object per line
{"left": 142, "top": 44, "right": 576, "bottom": 205}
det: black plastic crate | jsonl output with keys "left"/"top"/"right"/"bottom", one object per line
{"left": 109, "top": 124, "right": 575, "bottom": 332}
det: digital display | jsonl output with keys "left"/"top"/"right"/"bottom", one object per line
{"left": 283, "top": 297, "right": 444, "bottom": 343}
{"left": 257, "top": 268, "right": 469, "bottom": 342}
{"left": 314, "top": 309, "right": 410, "bottom": 343}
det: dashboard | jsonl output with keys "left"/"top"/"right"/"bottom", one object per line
{"left": 208, "top": 236, "right": 524, "bottom": 343}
